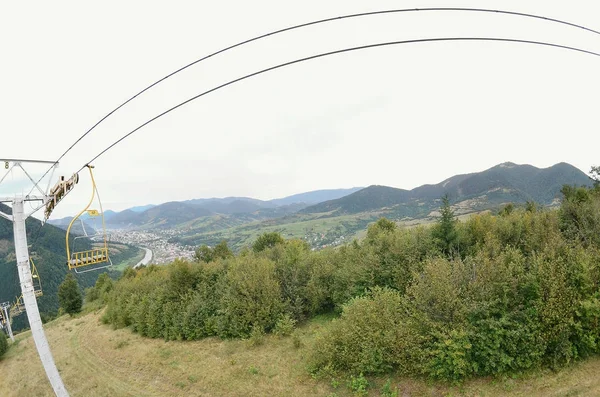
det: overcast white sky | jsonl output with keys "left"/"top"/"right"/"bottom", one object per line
{"left": 1, "top": 0, "right": 599, "bottom": 219}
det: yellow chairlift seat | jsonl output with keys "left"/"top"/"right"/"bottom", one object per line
{"left": 67, "top": 247, "right": 109, "bottom": 267}
{"left": 10, "top": 296, "right": 25, "bottom": 317}
{"left": 30, "top": 258, "right": 43, "bottom": 297}
{"left": 66, "top": 165, "right": 113, "bottom": 273}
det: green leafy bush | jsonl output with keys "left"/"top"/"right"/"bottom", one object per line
{"left": 217, "top": 255, "right": 284, "bottom": 338}
{"left": 273, "top": 314, "right": 296, "bottom": 337}
{"left": 347, "top": 373, "right": 369, "bottom": 396}
{"left": 309, "top": 287, "right": 422, "bottom": 375}
{"left": 0, "top": 332, "right": 8, "bottom": 358}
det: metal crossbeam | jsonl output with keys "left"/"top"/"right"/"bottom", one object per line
{"left": 0, "top": 158, "right": 58, "bottom": 164}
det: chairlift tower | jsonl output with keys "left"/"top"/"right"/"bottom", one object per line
{"left": 1, "top": 301, "right": 14, "bottom": 341}
{"left": 0, "top": 158, "right": 70, "bottom": 397}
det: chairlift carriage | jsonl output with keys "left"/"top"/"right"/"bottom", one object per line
{"left": 5, "top": 260, "right": 42, "bottom": 320}
{"left": 65, "top": 165, "right": 113, "bottom": 273}
{"left": 10, "top": 295, "right": 25, "bottom": 317}
{"left": 30, "top": 258, "right": 43, "bottom": 297}
{"left": 0, "top": 306, "right": 6, "bottom": 328}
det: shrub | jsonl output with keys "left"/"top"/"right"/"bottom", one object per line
{"left": 347, "top": 373, "right": 369, "bottom": 396}
{"left": 0, "top": 332, "right": 8, "bottom": 358}
{"left": 273, "top": 314, "right": 296, "bottom": 337}
{"left": 217, "top": 255, "right": 284, "bottom": 338}
{"left": 380, "top": 379, "right": 398, "bottom": 397}
{"left": 425, "top": 328, "right": 475, "bottom": 382}
{"left": 248, "top": 325, "right": 265, "bottom": 347}
{"left": 309, "top": 288, "right": 422, "bottom": 375}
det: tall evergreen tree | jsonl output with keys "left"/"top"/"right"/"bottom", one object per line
{"left": 432, "top": 194, "right": 458, "bottom": 256}
{"left": 58, "top": 273, "right": 82, "bottom": 315}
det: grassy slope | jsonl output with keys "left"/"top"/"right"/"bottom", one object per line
{"left": 2, "top": 312, "right": 600, "bottom": 396}
{"left": 177, "top": 212, "right": 382, "bottom": 250}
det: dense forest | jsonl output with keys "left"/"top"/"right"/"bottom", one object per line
{"left": 94, "top": 173, "right": 600, "bottom": 382}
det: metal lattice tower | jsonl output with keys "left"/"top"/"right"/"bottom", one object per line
{"left": 0, "top": 159, "right": 69, "bottom": 397}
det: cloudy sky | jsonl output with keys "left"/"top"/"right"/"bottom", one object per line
{"left": 1, "top": 0, "right": 599, "bottom": 219}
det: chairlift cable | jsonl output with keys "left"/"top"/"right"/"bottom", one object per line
{"left": 79, "top": 36, "right": 600, "bottom": 171}
{"left": 33, "top": 7, "right": 600, "bottom": 185}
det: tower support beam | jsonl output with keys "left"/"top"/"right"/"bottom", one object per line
{"left": 12, "top": 199, "right": 69, "bottom": 396}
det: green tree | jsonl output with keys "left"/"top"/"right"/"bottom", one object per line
{"left": 591, "top": 166, "right": 600, "bottom": 188}
{"left": 432, "top": 194, "right": 458, "bottom": 256}
{"left": 195, "top": 241, "right": 233, "bottom": 263}
{"left": 58, "top": 273, "right": 83, "bottom": 315}
{"left": 0, "top": 332, "right": 8, "bottom": 358}
{"left": 525, "top": 201, "right": 537, "bottom": 213}
{"left": 252, "top": 232, "right": 285, "bottom": 253}
{"left": 559, "top": 185, "right": 600, "bottom": 248}
{"left": 365, "top": 218, "right": 397, "bottom": 242}
{"left": 499, "top": 203, "right": 515, "bottom": 216}
{"left": 212, "top": 240, "right": 233, "bottom": 260}
{"left": 194, "top": 245, "right": 214, "bottom": 263}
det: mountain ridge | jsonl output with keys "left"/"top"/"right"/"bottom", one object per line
{"left": 301, "top": 162, "right": 592, "bottom": 216}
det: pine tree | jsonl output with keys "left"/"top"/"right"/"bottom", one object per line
{"left": 58, "top": 272, "right": 82, "bottom": 315}
{"left": 432, "top": 194, "right": 458, "bottom": 256}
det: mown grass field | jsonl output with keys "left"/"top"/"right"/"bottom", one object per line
{"left": 2, "top": 310, "right": 600, "bottom": 397}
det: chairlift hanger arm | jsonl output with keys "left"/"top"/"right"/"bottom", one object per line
{"left": 66, "top": 166, "right": 95, "bottom": 262}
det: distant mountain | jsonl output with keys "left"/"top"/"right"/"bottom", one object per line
{"left": 138, "top": 202, "right": 213, "bottom": 227}
{"left": 302, "top": 162, "right": 592, "bottom": 216}
{"left": 105, "top": 202, "right": 213, "bottom": 228}
{"left": 128, "top": 205, "right": 156, "bottom": 213}
{"left": 269, "top": 187, "right": 364, "bottom": 206}
{"left": 104, "top": 209, "right": 142, "bottom": 228}
{"left": 47, "top": 216, "right": 98, "bottom": 236}
{"left": 185, "top": 197, "right": 277, "bottom": 214}
{"left": 50, "top": 188, "right": 361, "bottom": 230}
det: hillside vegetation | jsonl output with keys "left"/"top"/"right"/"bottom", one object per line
{"left": 93, "top": 180, "right": 600, "bottom": 385}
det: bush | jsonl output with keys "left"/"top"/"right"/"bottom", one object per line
{"left": 248, "top": 325, "right": 265, "bottom": 347}
{"left": 217, "top": 255, "right": 284, "bottom": 338}
{"left": 0, "top": 332, "right": 8, "bottom": 358}
{"left": 347, "top": 373, "right": 369, "bottom": 396}
{"left": 85, "top": 272, "right": 114, "bottom": 304}
{"left": 273, "top": 314, "right": 296, "bottom": 336}
{"left": 309, "top": 288, "right": 422, "bottom": 375}
{"left": 425, "top": 328, "right": 475, "bottom": 382}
